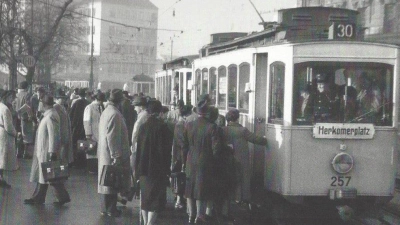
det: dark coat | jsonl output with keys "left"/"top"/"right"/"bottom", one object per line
{"left": 69, "top": 98, "right": 88, "bottom": 147}
{"left": 135, "top": 116, "right": 170, "bottom": 178}
{"left": 183, "top": 116, "right": 221, "bottom": 200}
{"left": 120, "top": 98, "right": 136, "bottom": 146}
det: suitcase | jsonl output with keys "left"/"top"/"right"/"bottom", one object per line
{"left": 41, "top": 161, "right": 69, "bottom": 182}
{"left": 99, "top": 165, "right": 130, "bottom": 190}
{"left": 170, "top": 172, "right": 186, "bottom": 195}
{"left": 77, "top": 140, "right": 97, "bottom": 155}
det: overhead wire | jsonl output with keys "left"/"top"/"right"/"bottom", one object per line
{"left": 34, "top": 0, "right": 184, "bottom": 33}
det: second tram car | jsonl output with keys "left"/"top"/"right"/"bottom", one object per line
{"left": 161, "top": 7, "right": 399, "bottom": 218}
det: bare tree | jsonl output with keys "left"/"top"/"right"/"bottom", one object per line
{"left": 0, "top": 0, "right": 73, "bottom": 89}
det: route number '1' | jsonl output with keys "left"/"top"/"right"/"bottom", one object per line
{"left": 328, "top": 23, "right": 355, "bottom": 40}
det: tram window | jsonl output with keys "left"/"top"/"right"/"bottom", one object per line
{"left": 218, "top": 66, "right": 227, "bottom": 109}
{"left": 293, "top": 62, "right": 393, "bottom": 126}
{"left": 268, "top": 62, "right": 285, "bottom": 125}
{"left": 209, "top": 68, "right": 217, "bottom": 105}
{"left": 179, "top": 72, "right": 184, "bottom": 100}
{"left": 228, "top": 65, "right": 237, "bottom": 108}
{"left": 239, "top": 63, "right": 250, "bottom": 113}
{"left": 195, "top": 69, "right": 201, "bottom": 100}
{"left": 143, "top": 83, "right": 149, "bottom": 94}
{"left": 202, "top": 69, "right": 208, "bottom": 95}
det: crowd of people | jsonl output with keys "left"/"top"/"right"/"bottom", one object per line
{"left": 0, "top": 81, "right": 268, "bottom": 225}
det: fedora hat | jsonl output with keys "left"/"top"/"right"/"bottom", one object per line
{"left": 132, "top": 96, "right": 146, "bottom": 106}
{"left": 40, "top": 95, "right": 54, "bottom": 106}
{"left": 109, "top": 89, "right": 123, "bottom": 102}
{"left": 196, "top": 99, "right": 209, "bottom": 116}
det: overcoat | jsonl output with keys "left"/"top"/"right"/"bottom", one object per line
{"left": 29, "top": 108, "right": 61, "bottom": 184}
{"left": 83, "top": 101, "right": 103, "bottom": 159}
{"left": 14, "top": 90, "right": 35, "bottom": 143}
{"left": 97, "top": 103, "right": 131, "bottom": 195}
{"left": 171, "top": 117, "right": 185, "bottom": 171}
{"left": 222, "top": 121, "right": 267, "bottom": 202}
{"left": 135, "top": 115, "right": 170, "bottom": 178}
{"left": 130, "top": 110, "right": 150, "bottom": 173}
{"left": 0, "top": 102, "right": 17, "bottom": 170}
{"left": 120, "top": 98, "right": 136, "bottom": 146}
{"left": 54, "top": 104, "right": 74, "bottom": 164}
{"left": 69, "top": 98, "right": 88, "bottom": 148}
{"left": 183, "top": 116, "right": 221, "bottom": 200}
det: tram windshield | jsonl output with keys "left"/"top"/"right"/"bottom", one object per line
{"left": 293, "top": 62, "right": 393, "bottom": 126}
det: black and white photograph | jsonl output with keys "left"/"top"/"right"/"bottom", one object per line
{"left": 1, "top": 0, "right": 400, "bottom": 224}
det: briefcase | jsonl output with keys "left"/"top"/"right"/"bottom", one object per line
{"left": 170, "top": 172, "right": 186, "bottom": 195}
{"left": 77, "top": 140, "right": 97, "bottom": 155}
{"left": 99, "top": 165, "right": 130, "bottom": 190}
{"left": 41, "top": 161, "right": 69, "bottom": 182}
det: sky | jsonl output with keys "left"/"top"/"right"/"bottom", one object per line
{"left": 149, "top": 0, "right": 298, "bottom": 60}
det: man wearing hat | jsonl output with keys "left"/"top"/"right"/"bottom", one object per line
{"left": 25, "top": 95, "right": 71, "bottom": 205}
{"left": 97, "top": 89, "right": 130, "bottom": 217}
{"left": 14, "top": 81, "right": 35, "bottom": 159}
{"left": 54, "top": 89, "right": 74, "bottom": 168}
{"left": 183, "top": 99, "right": 222, "bottom": 223}
{"left": 69, "top": 88, "right": 89, "bottom": 168}
{"left": 83, "top": 91, "right": 106, "bottom": 174}
{"left": 313, "top": 73, "right": 339, "bottom": 122}
{"left": 130, "top": 95, "right": 150, "bottom": 189}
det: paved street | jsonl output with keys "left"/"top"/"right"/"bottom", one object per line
{"left": 0, "top": 159, "right": 188, "bottom": 225}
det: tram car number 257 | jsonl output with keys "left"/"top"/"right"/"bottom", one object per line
{"left": 331, "top": 176, "right": 351, "bottom": 187}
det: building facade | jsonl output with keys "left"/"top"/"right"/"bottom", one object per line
{"left": 55, "top": 0, "right": 158, "bottom": 91}
{"left": 297, "top": 0, "right": 400, "bottom": 45}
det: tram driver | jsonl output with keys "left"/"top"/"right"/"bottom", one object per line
{"left": 356, "top": 73, "right": 382, "bottom": 123}
{"left": 313, "top": 73, "right": 339, "bottom": 122}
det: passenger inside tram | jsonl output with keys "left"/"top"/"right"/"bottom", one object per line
{"left": 293, "top": 63, "right": 392, "bottom": 126}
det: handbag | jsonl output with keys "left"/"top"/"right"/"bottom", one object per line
{"left": 41, "top": 161, "right": 69, "bottom": 182}
{"left": 99, "top": 165, "right": 130, "bottom": 190}
{"left": 170, "top": 172, "right": 186, "bottom": 195}
{"left": 77, "top": 140, "right": 97, "bottom": 155}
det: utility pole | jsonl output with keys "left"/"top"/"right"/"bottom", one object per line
{"left": 89, "top": 0, "right": 94, "bottom": 90}
{"left": 170, "top": 37, "right": 173, "bottom": 61}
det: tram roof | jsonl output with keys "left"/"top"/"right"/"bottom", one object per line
{"left": 132, "top": 74, "right": 154, "bottom": 82}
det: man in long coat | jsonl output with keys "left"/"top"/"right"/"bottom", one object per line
{"left": 98, "top": 89, "right": 131, "bottom": 217}
{"left": 69, "top": 88, "right": 88, "bottom": 168}
{"left": 83, "top": 91, "right": 105, "bottom": 174}
{"left": 121, "top": 91, "right": 136, "bottom": 146}
{"left": 24, "top": 95, "right": 71, "bottom": 205}
{"left": 54, "top": 90, "right": 74, "bottom": 166}
{"left": 0, "top": 90, "right": 18, "bottom": 188}
{"left": 14, "top": 81, "right": 35, "bottom": 159}
{"left": 183, "top": 99, "right": 221, "bottom": 223}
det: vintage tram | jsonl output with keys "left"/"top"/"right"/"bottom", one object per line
{"left": 161, "top": 7, "right": 399, "bottom": 218}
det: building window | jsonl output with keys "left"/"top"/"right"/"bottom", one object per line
{"left": 268, "top": 62, "right": 285, "bottom": 124}
{"left": 228, "top": 65, "right": 237, "bottom": 108}
{"left": 239, "top": 63, "right": 250, "bottom": 113}
{"left": 218, "top": 66, "right": 227, "bottom": 109}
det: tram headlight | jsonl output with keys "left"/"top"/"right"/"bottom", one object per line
{"left": 331, "top": 152, "right": 354, "bottom": 174}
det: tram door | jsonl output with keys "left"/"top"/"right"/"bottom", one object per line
{"left": 253, "top": 53, "right": 268, "bottom": 194}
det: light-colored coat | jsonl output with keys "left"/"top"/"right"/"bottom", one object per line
{"left": 0, "top": 103, "right": 17, "bottom": 170}
{"left": 97, "top": 103, "right": 131, "bottom": 194}
{"left": 222, "top": 121, "right": 267, "bottom": 202}
{"left": 29, "top": 108, "right": 61, "bottom": 184}
{"left": 83, "top": 100, "right": 103, "bottom": 159}
{"left": 54, "top": 104, "right": 74, "bottom": 164}
{"left": 130, "top": 110, "right": 150, "bottom": 173}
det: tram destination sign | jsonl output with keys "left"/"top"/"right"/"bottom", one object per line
{"left": 313, "top": 123, "right": 375, "bottom": 139}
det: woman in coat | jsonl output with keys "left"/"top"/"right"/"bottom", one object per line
{"left": 0, "top": 90, "right": 18, "bottom": 188}
{"left": 97, "top": 89, "right": 131, "bottom": 217}
{"left": 183, "top": 99, "right": 221, "bottom": 224}
{"left": 222, "top": 108, "right": 267, "bottom": 204}
{"left": 135, "top": 100, "right": 170, "bottom": 225}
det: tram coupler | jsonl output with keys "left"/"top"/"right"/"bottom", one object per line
{"left": 336, "top": 205, "right": 354, "bottom": 221}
